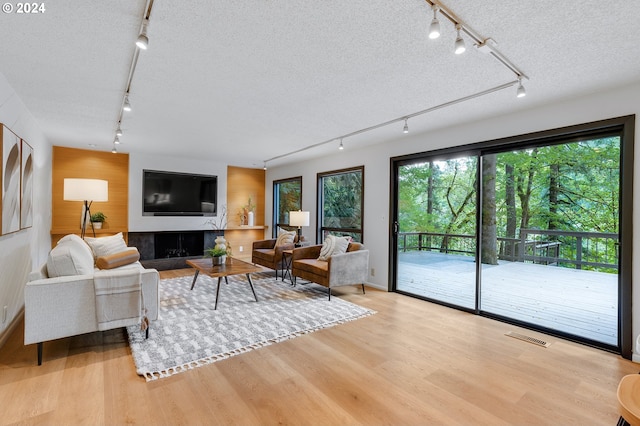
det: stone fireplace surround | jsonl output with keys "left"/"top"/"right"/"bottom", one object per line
{"left": 128, "top": 230, "right": 223, "bottom": 271}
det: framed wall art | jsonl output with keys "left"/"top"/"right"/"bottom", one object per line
{"left": 21, "top": 139, "right": 33, "bottom": 229}
{"left": 2, "top": 124, "right": 21, "bottom": 235}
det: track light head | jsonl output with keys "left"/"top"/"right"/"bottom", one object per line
{"left": 428, "top": 5, "right": 440, "bottom": 39}
{"left": 516, "top": 78, "right": 526, "bottom": 98}
{"left": 114, "top": 136, "right": 121, "bottom": 145}
{"left": 112, "top": 146, "right": 117, "bottom": 154}
{"left": 403, "top": 119, "right": 409, "bottom": 134}
{"left": 454, "top": 25, "right": 466, "bottom": 54}
{"left": 136, "top": 19, "right": 149, "bottom": 50}
{"left": 263, "top": 162, "right": 267, "bottom": 170}
{"left": 338, "top": 139, "right": 344, "bottom": 150}
{"left": 116, "top": 124, "right": 123, "bottom": 137}
{"left": 123, "top": 94, "right": 131, "bottom": 112}
{"left": 136, "top": 33, "right": 149, "bottom": 50}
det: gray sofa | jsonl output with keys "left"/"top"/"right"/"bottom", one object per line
{"left": 24, "top": 234, "right": 159, "bottom": 365}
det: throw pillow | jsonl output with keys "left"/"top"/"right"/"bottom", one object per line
{"left": 56, "top": 233, "right": 94, "bottom": 260}
{"left": 96, "top": 248, "right": 140, "bottom": 270}
{"left": 85, "top": 232, "right": 128, "bottom": 258}
{"left": 46, "top": 235, "right": 95, "bottom": 277}
{"left": 317, "top": 235, "right": 350, "bottom": 261}
{"left": 275, "top": 229, "right": 296, "bottom": 247}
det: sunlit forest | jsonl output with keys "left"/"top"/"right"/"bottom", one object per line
{"left": 398, "top": 137, "right": 620, "bottom": 272}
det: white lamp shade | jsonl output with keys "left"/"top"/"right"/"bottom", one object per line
{"left": 63, "top": 178, "right": 109, "bottom": 202}
{"left": 289, "top": 210, "right": 310, "bottom": 227}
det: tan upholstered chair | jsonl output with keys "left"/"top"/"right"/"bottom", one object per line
{"left": 291, "top": 242, "right": 369, "bottom": 300}
{"left": 251, "top": 236, "right": 295, "bottom": 279}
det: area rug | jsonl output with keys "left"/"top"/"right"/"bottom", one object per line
{"left": 127, "top": 273, "right": 374, "bottom": 381}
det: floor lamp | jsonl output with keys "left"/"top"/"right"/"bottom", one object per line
{"left": 63, "top": 178, "right": 109, "bottom": 239}
{"left": 289, "top": 210, "right": 310, "bottom": 245}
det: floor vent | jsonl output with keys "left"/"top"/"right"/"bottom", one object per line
{"left": 505, "top": 331, "right": 550, "bottom": 348}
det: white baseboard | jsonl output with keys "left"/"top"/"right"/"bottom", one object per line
{"left": 0, "top": 307, "right": 24, "bottom": 350}
{"left": 364, "top": 282, "right": 387, "bottom": 291}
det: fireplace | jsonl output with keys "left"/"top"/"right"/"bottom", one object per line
{"left": 128, "top": 230, "right": 221, "bottom": 270}
{"left": 154, "top": 231, "right": 203, "bottom": 259}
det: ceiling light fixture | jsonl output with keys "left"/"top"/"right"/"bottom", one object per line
{"left": 423, "top": 1, "right": 527, "bottom": 85}
{"left": 339, "top": 139, "right": 344, "bottom": 150}
{"left": 428, "top": 4, "right": 440, "bottom": 39}
{"left": 261, "top": 1, "right": 529, "bottom": 167}
{"left": 454, "top": 24, "right": 466, "bottom": 54}
{"left": 516, "top": 77, "right": 526, "bottom": 98}
{"left": 123, "top": 94, "right": 132, "bottom": 112}
{"left": 108, "top": 0, "right": 154, "bottom": 153}
{"left": 112, "top": 146, "right": 117, "bottom": 154}
{"left": 263, "top": 81, "right": 520, "bottom": 166}
{"left": 263, "top": 162, "right": 267, "bottom": 170}
{"left": 136, "top": 19, "right": 149, "bottom": 50}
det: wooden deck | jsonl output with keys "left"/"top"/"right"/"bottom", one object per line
{"left": 397, "top": 251, "right": 618, "bottom": 345}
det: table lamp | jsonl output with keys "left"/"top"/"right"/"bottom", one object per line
{"left": 289, "top": 210, "right": 310, "bottom": 245}
{"left": 63, "top": 178, "right": 108, "bottom": 238}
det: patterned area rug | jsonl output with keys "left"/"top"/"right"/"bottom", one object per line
{"left": 127, "top": 272, "right": 374, "bottom": 381}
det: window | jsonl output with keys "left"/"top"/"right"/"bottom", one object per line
{"left": 317, "top": 166, "right": 364, "bottom": 243}
{"left": 272, "top": 177, "right": 302, "bottom": 237}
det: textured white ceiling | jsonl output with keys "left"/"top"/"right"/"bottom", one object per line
{"left": 0, "top": 1, "right": 638, "bottom": 168}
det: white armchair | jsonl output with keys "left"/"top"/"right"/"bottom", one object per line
{"left": 24, "top": 234, "right": 159, "bottom": 365}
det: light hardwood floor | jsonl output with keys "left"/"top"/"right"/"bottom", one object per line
{"left": 0, "top": 268, "right": 637, "bottom": 425}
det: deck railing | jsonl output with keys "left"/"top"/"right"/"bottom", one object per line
{"left": 398, "top": 229, "right": 619, "bottom": 271}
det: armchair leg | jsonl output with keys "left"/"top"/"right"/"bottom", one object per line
{"left": 328, "top": 288, "right": 331, "bottom": 301}
{"left": 361, "top": 284, "right": 366, "bottom": 294}
{"left": 37, "top": 342, "right": 43, "bottom": 366}
{"left": 146, "top": 327, "right": 149, "bottom": 339}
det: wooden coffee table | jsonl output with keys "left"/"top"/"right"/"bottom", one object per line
{"left": 186, "top": 257, "right": 265, "bottom": 310}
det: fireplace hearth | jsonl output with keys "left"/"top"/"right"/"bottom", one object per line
{"left": 128, "top": 230, "right": 221, "bottom": 270}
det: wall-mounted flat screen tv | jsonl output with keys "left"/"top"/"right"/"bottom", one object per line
{"left": 143, "top": 169, "right": 217, "bottom": 216}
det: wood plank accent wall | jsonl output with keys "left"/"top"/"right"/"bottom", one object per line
{"left": 51, "top": 146, "right": 129, "bottom": 246}
{"left": 225, "top": 165, "right": 266, "bottom": 261}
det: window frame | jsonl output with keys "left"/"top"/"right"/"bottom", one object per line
{"left": 272, "top": 176, "right": 302, "bottom": 237}
{"left": 389, "top": 115, "right": 635, "bottom": 358}
{"left": 317, "top": 165, "right": 365, "bottom": 243}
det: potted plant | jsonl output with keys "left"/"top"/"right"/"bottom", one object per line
{"left": 90, "top": 212, "right": 107, "bottom": 229}
{"left": 205, "top": 247, "right": 228, "bottom": 265}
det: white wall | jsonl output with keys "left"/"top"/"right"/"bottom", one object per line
{"left": 266, "top": 81, "right": 640, "bottom": 357}
{"left": 0, "top": 73, "right": 51, "bottom": 339}
{"left": 128, "top": 152, "right": 227, "bottom": 232}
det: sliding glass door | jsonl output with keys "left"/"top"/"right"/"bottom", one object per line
{"left": 391, "top": 116, "right": 634, "bottom": 355}
{"left": 395, "top": 154, "right": 477, "bottom": 310}
{"left": 480, "top": 139, "right": 621, "bottom": 346}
